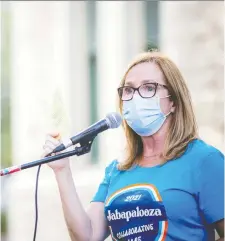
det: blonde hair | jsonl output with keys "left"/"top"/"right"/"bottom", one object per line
{"left": 118, "top": 52, "right": 199, "bottom": 170}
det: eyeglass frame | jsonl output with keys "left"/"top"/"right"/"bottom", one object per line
{"left": 117, "top": 82, "right": 169, "bottom": 101}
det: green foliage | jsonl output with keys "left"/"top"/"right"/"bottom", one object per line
{"left": 1, "top": 7, "right": 12, "bottom": 237}
{"left": 89, "top": 54, "right": 98, "bottom": 164}
{"left": 146, "top": 42, "right": 159, "bottom": 52}
{"left": 1, "top": 8, "right": 12, "bottom": 168}
{"left": 1, "top": 212, "right": 7, "bottom": 234}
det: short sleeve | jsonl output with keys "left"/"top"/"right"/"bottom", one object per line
{"left": 91, "top": 160, "right": 117, "bottom": 203}
{"left": 197, "top": 150, "right": 224, "bottom": 224}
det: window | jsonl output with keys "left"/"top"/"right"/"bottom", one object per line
{"left": 87, "top": 2, "right": 98, "bottom": 163}
{"left": 145, "top": 1, "right": 159, "bottom": 50}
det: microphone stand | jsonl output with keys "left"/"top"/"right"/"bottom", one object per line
{"left": 0, "top": 136, "right": 96, "bottom": 176}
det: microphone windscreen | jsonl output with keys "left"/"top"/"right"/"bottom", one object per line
{"left": 106, "top": 112, "right": 122, "bottom": 129}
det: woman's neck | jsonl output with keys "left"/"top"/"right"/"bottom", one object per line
{"left": 139, "top": 136, "right": 164, "bottom": 167}
{"left": 142, "top": 135, "right": 164, "bottom": 155}
{"left": 139, "top": 118, "right": 170, "bottom": 166}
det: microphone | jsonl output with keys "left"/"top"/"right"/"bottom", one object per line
{"left": 0, "top": 112, "right": 122, "bottom": 176}
{"left": 49, "top": 112, "right": 122, "bottom": 155}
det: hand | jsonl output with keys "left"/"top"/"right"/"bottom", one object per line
{"left": 42, "top": 131, "right": 70, "bottom": 172}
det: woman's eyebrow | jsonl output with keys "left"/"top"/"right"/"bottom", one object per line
{"left": 123, "top": 80, "right": 133, "bottom": 86}
{"left": 141, "top": 79, "right": 157, "bottom": 84}
{"left": 124, "top": 79, "right": 158, "bottom": 86}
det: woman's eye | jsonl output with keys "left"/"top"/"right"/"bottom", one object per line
{"left": 144, "top": 85, "right": 154, "bottom": 92}
{"left": 124, "top": 87, "right": 132, "bottom": 94}
{"left": 147, "top": 87, "right": 153, "bottom": 91}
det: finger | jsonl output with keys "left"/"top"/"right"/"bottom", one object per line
{"left": 45, "top": 131, "right": 60, "bottom": 140}
{"left": 41, "top": 150, "right": 50, "bottom": 158}
{"left": 41, "top": 151, "right": 50, "bottom": 158}
{"left": 54, "top": 134, "right": 61, "bottom": 141}
{"left": 45, "top": 140, "right": 58, "bottom": 150}
{"left": 43, "top": 146, "right": 54, "bottom": 156}
{"left": 49, "top": 131, "right": 60, "bottom": 139}
{"left": 46, "top": 135, "right": 61, "bottom": 146}
{"left": 41, "top": 149, "right": 56, "bottom": 158}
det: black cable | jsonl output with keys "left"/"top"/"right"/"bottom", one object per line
{"left": 31, "top": 147, "right": 87, "bottom": 241}
{"left": 33, "top": 164, "right": 42, "bottom": 241}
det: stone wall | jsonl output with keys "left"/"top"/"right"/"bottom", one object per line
{"left": 160, "top": 1, "right": 224, "bottom": 151}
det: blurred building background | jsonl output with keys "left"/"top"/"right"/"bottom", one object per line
{"left": 1, "top": 1, "right": 224, "bottom": 241}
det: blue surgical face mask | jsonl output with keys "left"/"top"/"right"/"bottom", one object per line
{"left": 122, "top": 93, "right": 171, "bottom": 136}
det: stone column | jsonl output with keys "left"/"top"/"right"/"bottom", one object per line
{"left": 9, "top": 2, "right": 72, "bottom": 240}
{"left": 125, "top": 2, "right": 147, "bottom": 62}
{"left": 159, "top": 1, "right": 224, "bottom": 152}
{"left": 96, "top": 1, "right": 146, "bottom": 167}
{"left": 67, "top": 1, "right": 90, "bottom": 169}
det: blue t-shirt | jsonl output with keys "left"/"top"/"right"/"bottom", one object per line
{"left": 92, "top": 139, "right": 224, "bottom": 241}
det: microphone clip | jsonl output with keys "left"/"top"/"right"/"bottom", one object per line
{"left": 74, "top": 135, "right": 97, "bottom": 156}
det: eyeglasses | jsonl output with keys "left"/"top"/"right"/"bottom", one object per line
{"left": 117, "top": 82, "right": 168, "bottom": 101}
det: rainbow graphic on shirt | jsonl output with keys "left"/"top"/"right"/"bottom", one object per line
{"left": 105, "top": 184, "right": 168, "bottom": 241}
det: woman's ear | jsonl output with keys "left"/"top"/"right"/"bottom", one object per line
{"left": 169, "top": 95, "right": 176, "bottom": 113}
{"left": 171, "top": 105, "right": 176, "bottom": 113}
{"left": 170, "top": 99, "right": 176, "bottom": 113}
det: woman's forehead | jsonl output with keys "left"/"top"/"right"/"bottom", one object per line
{"left": 125, "top": 62, "right": 165, "bottom": 86}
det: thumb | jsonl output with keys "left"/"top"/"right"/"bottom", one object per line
{"left": 50, "top": 131, "right": 61, "bottom": 139}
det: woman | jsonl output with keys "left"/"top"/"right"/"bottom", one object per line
{"left": 42, "top": 52, "right": 224, "bottom": 241}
